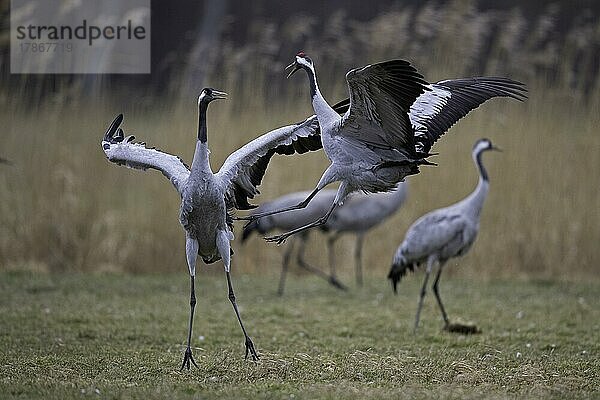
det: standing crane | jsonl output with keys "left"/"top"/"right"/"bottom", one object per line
{"left": 323, "top": 182, "right": 408, "bottom": 286}
{"left": 388, "top": 138, "right": 500, "bottom": 333}
{"left": 241, "top": 189, "right": 346, "bottom": 295}
{"left": 101, "top": 87, "right": 348, "bottom": 370}
{"left": 242, "top": 183, "right": 408, "bottom": 294}
{"left": 239, "top": 53, "right": 526, "bottom": 245}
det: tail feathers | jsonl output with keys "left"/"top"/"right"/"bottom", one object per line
{"left": 202, "top": 248, "right": 234, "bottom": 265}
{"left": 387, "top": 260, "right": 415, "bottom": 294}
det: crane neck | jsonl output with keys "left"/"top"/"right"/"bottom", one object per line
{"left": 380, "top": 182, "right": 409, "bottom": 216}
{"left": 390, "top": 182, "right": 409, "bottom": 206}
{"left": 475, "top": 149, "right": 489, "bottom": 182}
{"left": 302, "top": 64, "right": 339, "bottom": 126}
{"left": 191, "top": 101, "right": 212, "bottom": 175}
{"left": 463, "top": 150, "right": 490, "bottom": 218}
{"left": 197, "top": 100, "right": 209, "bottom": 143}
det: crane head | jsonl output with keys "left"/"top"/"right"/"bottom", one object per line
{"left": 197, "top": 87, "right": 228, "bottom": 106}
{"left": 473, "top": 138, "right": 502, "bottom": 155}
{"left": 285, "top": 51, "right": 314, "bottom": 78}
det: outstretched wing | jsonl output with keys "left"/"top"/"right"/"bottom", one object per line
{"left": 216, "top": 101, "right": 349, "bottom": 210}
{"left": 410, "top": 77, "right": 527, "bottom": 154}
{"left": 339, "top": 60, "right": 429, "bottom": 160}
{"left": 101, "top": 114, "right": 190, "bottom": 194}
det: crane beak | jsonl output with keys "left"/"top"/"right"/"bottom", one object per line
{"left": 491, "top": 145, "right": 502, "bottom": 152}
{"left": 212, "top": 90, "right": 228, "bottom": 100}
{"left": 285, "top": 62, "right": 301, "bottom": 79}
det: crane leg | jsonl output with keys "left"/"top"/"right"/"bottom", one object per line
{"left": 327, "top": 233, "right": 341, "bottom": 280}
{"left": 277, "top": 236, "right": 297, "bottom": 296}
{"left": 266, "top": 202, "right": 337, "bottom": 245}
{"left": 181, "top": 237, "right": 200, "bottom": 371}
{"left": 181, "top": 275, "right": 199, "bottom": 371}
{"left": 414, "top": 256, "right": 435, "bottom": 333}
{"left": 298, "top": 232, "right": 347, "bottom": 290}
{"left": 236, "top": 187, "right": 322, "bottom": 223}
{"left": 226, "top": 271, "right": 259, "bottom": 361}
{"left": 266, "top": 182, "right": 349, "bottom": 245}
{"left": 355, "top": 233, "right": 364, "bottom": 286}
{"left": 432, "top": 262, "right": 449, "bottom": 327}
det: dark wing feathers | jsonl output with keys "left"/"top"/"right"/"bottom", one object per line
{"left": 333, "top": 75, "right": 526, "bottom": 156}
{"left": 217, "top": 100, "right": 349, "bottom": 210}
{"left": 410, "top": 77, "right": 527, "bottom": 154}
{"left": 341, "top": 60, "right": 429, "bottom": 157}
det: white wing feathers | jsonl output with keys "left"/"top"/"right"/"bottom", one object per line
{"left": 409, "top": 77, "right": 527, "bottom": 154}
{"left": 101, "top": 114, "right": 190, "bottom": 194}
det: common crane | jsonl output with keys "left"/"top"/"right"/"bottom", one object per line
{"left": 242, "top": 183, "right": 408, "bottom": 293}
{"left": 241, "top": 189, "right": 347, "bottom": 295}
{"left": 388, "top": 138, "right": 499, "bottom": 333}
{"left": 323, "top": 182, "right": 408, "bottom": 286}
{"left": 240, "top": 53, "right": 526, "bottom": 245}
{"left": 101, "top": 87, "right": 348, "bottom": 370}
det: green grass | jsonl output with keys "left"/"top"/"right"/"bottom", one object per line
{"left": 1, "top": 271, "right": 598, "bottom": 399}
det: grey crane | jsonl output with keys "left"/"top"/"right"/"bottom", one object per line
{"left": 239, "top": 55, "right": 429, "bottom": 243}
{"left": 242, "top": 182, "right": 408, "bottom": 294}
{"left": 324, "top": 181, "right": 408, "bottom": 286}
{"left": 101, "top": 87, "right": 349, "bottom": 370}
{"left": 241, "top": 189, "right": 346, "bottom": 294}
{"left": 388, "top": 138, "right": 499, "bottom": 333}
{"left": 240, "top": 52, "right": 526, "bottom": 245}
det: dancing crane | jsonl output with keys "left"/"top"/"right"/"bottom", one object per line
{"left": 240, "top": 53, "right": 525, "bottom": 245}
{"left": 101, "top": 87, "right": 348, "bottom": 369}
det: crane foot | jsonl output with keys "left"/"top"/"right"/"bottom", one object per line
{"left": 443, "top": 322, "right": 481, "bottom": 335}
{"left": 329, "top": 277, "right": 348, "bottom": 291}
{"left": 244, "top": 336, "right": 259, "bottom": 361}
{"left": 180, "top": 346, "right": 199, "bottom": 371}
{"left": 264, "top": 233, "right": 289, "bottom": 245}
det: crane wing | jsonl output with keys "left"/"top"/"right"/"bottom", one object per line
{"left": 401, "top": 212, "right": 471, "bottom": 261}
{"left": 101, "top": 114, "right": 190, "bottom": 195}
{"left": 410, "top": 77, "right": 527, "bottom": 154}
{"left": 216, "top": 100, "right": 349, "bottom": 210}
{"left": 339, "top": 60, "right": 429, "bottom": 160}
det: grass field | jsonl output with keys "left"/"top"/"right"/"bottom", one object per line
{"left": 1, "top": 271, "right": 598, "bottom": 399}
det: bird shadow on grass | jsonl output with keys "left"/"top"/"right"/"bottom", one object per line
{"left": 444, "top": 321, "right": 482, "bottom": 335}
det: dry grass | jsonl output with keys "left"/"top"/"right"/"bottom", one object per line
{"left": 0, "top": 77, "right": 599, "bottom": 282}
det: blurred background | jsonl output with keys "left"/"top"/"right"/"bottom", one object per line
{"left": 0, "top": 0, "right": 598, "bottom": 283}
